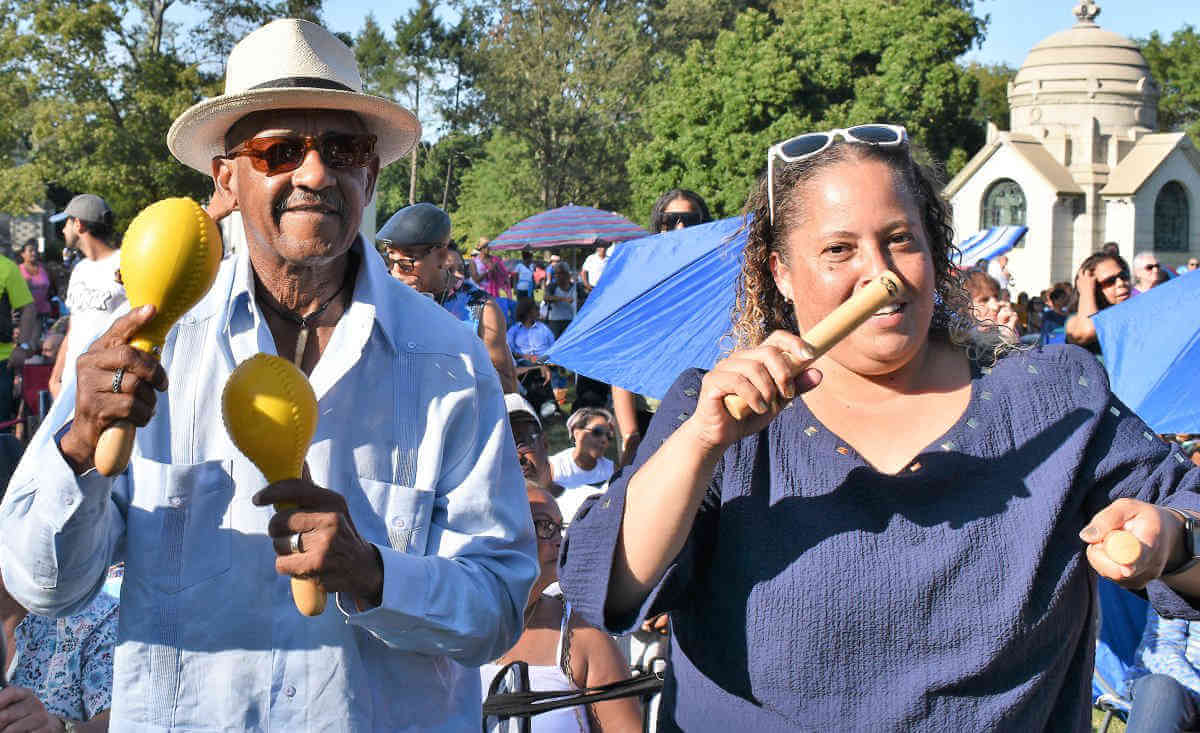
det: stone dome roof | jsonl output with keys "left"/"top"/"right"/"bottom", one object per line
{"left": 1008, "top": 1, "right": 1158, "bottom": 136}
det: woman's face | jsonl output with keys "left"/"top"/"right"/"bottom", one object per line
{"left": 574, "top": 416, "right": 612, "bottom": 459}
{"left": 447, "top": 252, "right": 466, "bottom": 291}
{"left": 770, "top": 158, "right": 936, "bottom": 376}
{"left": 529, "top": 491, "right": 563, "bottom": 582}
{"left": 20, "top": 245, "right": 35, "bottom": 265}
{"left": 969, "top": 284, "right": 1002, "bottom": 323}
{"left": 1092, "top": 258, "right": 1131, "bottom": 306}
{"left": 660, "top": 196, "right": 701, "bottom": 232}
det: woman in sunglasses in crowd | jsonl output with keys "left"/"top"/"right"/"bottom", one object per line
{"left": 558, "top": 124, "right": 1200, "bottom": 730}
{"left": 1066, "top": 251, "right": 1132, "bottom": 354}
{"left": 551, "top": 408, "right": 618, "bottom": 523}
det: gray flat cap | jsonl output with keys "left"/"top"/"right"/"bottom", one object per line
{"left": 377, "top": 203, "right": 451, "bottom": 248}
{"left": 63, "top": 194, "right": 113, "bottom": 226}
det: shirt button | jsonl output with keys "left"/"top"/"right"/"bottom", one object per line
{"left": 63, "top": 496, "right": 75, "bottom": 507}
{"left": 392, "top": 517, "right": 407, "bottom": 529}
{"left": 284, "top": 685, "right": 296, "bottom": 698}
{"left": 407, "top": 341, "right": 416, "bottom": 350}
{"left": 168, "top": 496, "right": 184, "bottom": 508}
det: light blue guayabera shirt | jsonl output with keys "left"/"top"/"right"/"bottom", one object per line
{"left": 0, "top": 237, "right": 538, "bottom": 732}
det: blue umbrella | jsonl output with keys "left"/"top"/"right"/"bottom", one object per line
{"left": 490, "top": 204, "right": 650, "bottom": 250}
{"left": 545, "top": 217, "right": 747, "bottom": 399}
{"left": 956, "top": 226, "right": 1028, "bottom": 267}
{"left": 1094, "top": 272, "right": 1200, "bottom": 434}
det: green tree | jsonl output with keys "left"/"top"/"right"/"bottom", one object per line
{"left": 393, "top": 0, "right": 445, "bottom": 206}
{"left": 375, "top": 130, "right": 486, "bottom": 228}
{"left": 451, "top": 130, "right": 542, "bottom": 245}
{"left": 1141, "top": 26, "right": 1200, "bottom": 145}
{"left": 472, "top": 0, "right": 657, "bottom": 215}
{"left": 629, "top": 0, "right": 986, "bottom": 217}
{"left": 964, "top": 62, "right": 1015, "bottom": 130}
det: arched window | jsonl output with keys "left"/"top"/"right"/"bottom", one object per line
{"left": 981, "top": 179, "right": 1027, "bottom": 233}
{"left": 1155, "top": 181, "right": 1190, "bottom": 252}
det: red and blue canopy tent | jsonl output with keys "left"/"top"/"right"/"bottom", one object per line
{"left": 488, "top": 205, "right": 650, "bottom": 251}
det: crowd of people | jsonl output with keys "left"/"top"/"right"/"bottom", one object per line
{"left": 0, "top": 17, "right": 1198, "bottom": 733}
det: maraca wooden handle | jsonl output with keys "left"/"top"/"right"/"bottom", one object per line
{"left": 723, "top": 272, "right": 904, "bottom": 420}
{"left": 276, "top": 501, "right": 328, "bottom": 616}
{"left": 95, "top": 421, "right": 136, "bottom": 477}
{"left": 1103, "top": 529, "right": 1142, "bottom": 565}
{"left": 292, "top": 577, "right": 327, "bottom": 616}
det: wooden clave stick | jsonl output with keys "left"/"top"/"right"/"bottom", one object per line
{"left": 723, "top": 272, "right": 905, "bottom": 420}
{"left": 1103, "top": 529, "right": 1143, "bottom": 566}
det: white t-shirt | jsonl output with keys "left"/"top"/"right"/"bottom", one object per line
{"left": 546, "top": 283, "right": 576, "bottom": 321}
{"left": 63, "top": 251, "right": 125, "bottom": 378}
{"left": 514, "top": 262, "right": 535, "bottom": 292}
{"left": 987, "top": 260, "right": 1010, "bottom": 291}
{"left": 549, "top": 448, "right": 613, "bottom": 489}
{"left": 581, "top": 253, "right": 607, "bottom": 288}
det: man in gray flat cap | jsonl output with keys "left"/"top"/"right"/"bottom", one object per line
{"left": 379, "top": 203, "right": 519, "bottom": 393}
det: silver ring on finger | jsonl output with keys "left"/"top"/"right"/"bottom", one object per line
{"left": 112, "top": 367, "right": 126, "bottom": 394}
{"left": 289, "top": 532, "right": 303, "bottom": 555}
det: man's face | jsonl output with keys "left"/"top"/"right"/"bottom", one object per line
{"left": 1137, "top": 256, "right": 1160, "bottom": 287}
{"left": 509, "top": 413, "right": 551, "bottom": 488}
{"left": 63, "top": 217, "right": 79, "bottom": 248}
{"left": 214, "top": 109, "right": 379, "bottom": 268}
{"left": 386, "top": 243, "right": 446, "bottom": 293}
{"left": 1189, "top": 258, "right": 1199, "bottom": 271}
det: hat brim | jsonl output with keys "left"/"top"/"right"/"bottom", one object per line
{"left": 167, "top": 87, "right": 421, "bottom": 175}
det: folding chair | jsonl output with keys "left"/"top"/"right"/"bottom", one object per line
{"left": 1093, "top": 577, "right": 1149, "bottom": 732}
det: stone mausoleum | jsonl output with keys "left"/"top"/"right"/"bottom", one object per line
{"left": 945, "top": 0, "right": 1200, "bottom": 292}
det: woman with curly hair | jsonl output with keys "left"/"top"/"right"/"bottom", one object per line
{"left": 558, "top": 125, "right": 1200, "bottom": 730}
{"left": 1066, "top": 251, "right": 1132, "bottom": 353}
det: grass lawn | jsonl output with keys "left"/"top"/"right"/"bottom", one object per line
{"left": 1092, "top": 708, "right": 1124, "bottom": 732}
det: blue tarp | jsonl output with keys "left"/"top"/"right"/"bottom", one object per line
{"left": 956, "top": 226, "right": 1028, "bottom": 267}
{"left": 545, "top": 217, "right": 748, "bottom": 400}
{"left": 1094, "top": 272, "right": 1200, "bottom": 434}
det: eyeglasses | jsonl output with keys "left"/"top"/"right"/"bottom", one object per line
{"left": 1142, "top": 263, "right": 1160, "bottom": 271}
{"left": 578, "top": 426, "right": 613, "bottom": 440}
{"left": 1098, "top": 271, "right": 1130, "bottom": 288}
{"left": 767, "top": 124, "right": 908, "bottom": 225}
{"left": 533, "top": 518, "right": 563, "bottom": 541}
{"left": 383, "top": 244, "right": 438, "bottom": 272}
{"left": 223, "top": 133, "right": 377, "bottom": 176}
{"left": 660, "top": 210, "right": 703, "bottom": 231}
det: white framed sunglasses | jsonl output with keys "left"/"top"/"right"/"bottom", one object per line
{"left": 767, "top": 124, "right": 909, "bottom": 224}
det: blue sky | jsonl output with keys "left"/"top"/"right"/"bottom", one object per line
{"left": 301, "top": 0, "right": 1194, "bottom": 69}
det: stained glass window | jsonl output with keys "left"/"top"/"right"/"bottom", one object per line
{"left": 981, "top": 180, "right": 1027, "bottom": 244}
{"left": 1155, "top": 181, "right": 1190, "bottom": 252}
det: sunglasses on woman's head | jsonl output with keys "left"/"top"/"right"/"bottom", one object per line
{"left": 222, "top": 132, "right": 377, "bottom": 176}
{"left": 660, "top": 211, "right": 703, "bottom": 231}
{"left": 767, "top": 124, "right": 908, "bottom": 225}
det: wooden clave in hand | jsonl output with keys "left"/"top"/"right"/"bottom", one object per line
{"left": 222, "top": 353, "right": 326, "bottom": 616}
{"left": 1103, "top": 529, "right": 1143, "bottom": 566}
{"left": 94, "top": 198, "right": 222, "bottom": 476}
{"left": 723, "top": 272, "right": 905, "bottom": 420}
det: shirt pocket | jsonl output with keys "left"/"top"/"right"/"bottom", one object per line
{"left": 125, "top": 457, "right": 234, "bottom": 595}
{"left": 358, "top": 477, "right": 435, "bottom": 556}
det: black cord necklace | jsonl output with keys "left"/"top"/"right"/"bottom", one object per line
{"left": 256, "top": 257, "right": 356, "bottom": 366}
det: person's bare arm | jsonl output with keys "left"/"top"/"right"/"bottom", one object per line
{"left": 76, "top": 709, "right": 111, "bottom": 732}
{"left": 49, "top": 328, "right": 69, "bottom": 399}
{"left": 479, "top": 300, "right": 519, "bottom": 394}
{"left": 612, "top": 386, "right": 641, "bottom": 469}
{"left": 570, "top": 621, "right": 642, "bottom": 732}
{"left": 18, "top": 303, "right": 40, "bottom": 350}
{"left": 1066, "top": 271, "right": 1099, "bottom": 346}
{"left": 607, "top": 332, "right": 818, "bottom": 620}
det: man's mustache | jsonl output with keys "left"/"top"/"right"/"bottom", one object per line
{"left": 273, "top": 190, "right": 348, "bottom": 221}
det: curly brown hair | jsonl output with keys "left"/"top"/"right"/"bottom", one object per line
{"left": 730, "top": 139, "right": 1007, "bottom": 362}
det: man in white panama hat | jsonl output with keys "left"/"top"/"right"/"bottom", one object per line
{"left": 0, "top": 18, "right": 536, "bottom": 732}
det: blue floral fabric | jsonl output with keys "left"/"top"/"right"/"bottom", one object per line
{"left": 8, "top": 591, "right": 117, "bottom": 721}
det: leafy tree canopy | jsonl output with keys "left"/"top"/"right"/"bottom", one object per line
{"left": 1141, "top": 26, "right": 1200, "bottom": 145}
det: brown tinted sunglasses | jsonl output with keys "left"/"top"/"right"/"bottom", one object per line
{"left": 222, "top": 133, "right": 378, "bottom": 175}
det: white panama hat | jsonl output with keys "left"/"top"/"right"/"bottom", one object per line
{"left": 167, "top": 18, "right": 420, "bottom": 174}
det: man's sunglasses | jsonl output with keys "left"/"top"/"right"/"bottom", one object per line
{"left": 1098, "top": 271, "right": 1130, "bottom": 288}
{"left": 1142, "top": 263, "right": 1160, "bottom": 271}
{"left": 659, "top": 211, "right": 703, "bottom": 231}
{"left": 383, "top": 244, "right": 439, "bottom": 272}
{"left": 578, "top": 426, "right": 613, "bottom": 440}
{"left": 222, "top": 133, "right": 377, "bottom": 176}
{"left": 767, "top": 124, "right": 908, "bottom": 224}
{"left": 534, "top": 518, "right": 563, "bottom": 541}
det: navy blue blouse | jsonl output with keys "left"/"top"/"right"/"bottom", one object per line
{"left": 558, "top": 344, "right": 1200, "bottom": 731}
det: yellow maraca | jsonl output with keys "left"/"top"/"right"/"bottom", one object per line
{"left": 221, "top": 353, "right": 326, "bottom": 616}
{"left": 94, "top": 197, "right": 222, "bottom": 476}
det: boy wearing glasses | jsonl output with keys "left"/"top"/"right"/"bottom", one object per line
{"left": 0, "top": 20, "right": 536, "bottom": 732}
